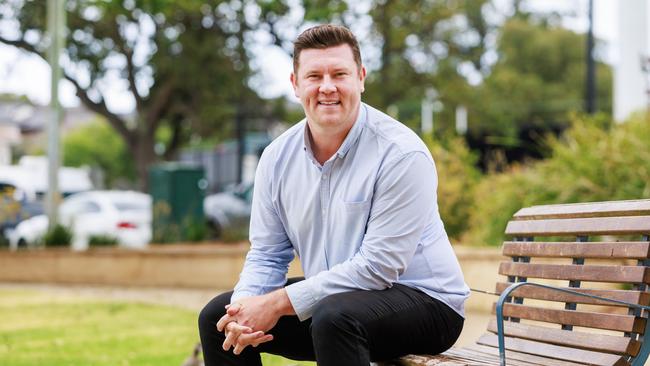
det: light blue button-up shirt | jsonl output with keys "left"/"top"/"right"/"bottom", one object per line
{"left": 232, "top": 103, "right": 469, "bottom": 321}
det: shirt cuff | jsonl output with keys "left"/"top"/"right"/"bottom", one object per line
{"left": 285, "top": 278, "right": 318, "bottom": 321}
{"left": 230, "top": 290, "right": 257, "bottom": 304}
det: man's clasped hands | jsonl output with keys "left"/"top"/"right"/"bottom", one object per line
{"left": 216, "top": 289, "right": 293, "bottom": 355}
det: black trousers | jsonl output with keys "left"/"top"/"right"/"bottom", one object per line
{"left": 198, "top": 278, "right": 463, "bottom": 366}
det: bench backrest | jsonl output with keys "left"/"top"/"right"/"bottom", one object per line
{"left": 486, "top": 199, "right": 650, "bottom": 366}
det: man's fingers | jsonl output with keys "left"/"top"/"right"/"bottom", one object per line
{"left": 217, "top": 313, "right": 234, "bottom": 332}
{"left": 233, "top": 331, "right": 267, "bottom": 355}
{"left": 251, "top": 334, "right": 273, "bottom": 347}
{"left": 226, "top": 302, "right": 242, "bottom": 316}
{"left": 222, "top": 328, "right": 239, "bottom": 351}
{"left": 222, "top": 323, "right": 252, "bottom": 351}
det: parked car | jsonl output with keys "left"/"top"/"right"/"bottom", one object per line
{"left": 203, "top": 183, "right": 252, "bottom": 238}
{"left": 0, "top": 182, "right": 44, "bottom": 242}
{"left": 9, "top": 190, "right": 152, "bottom": 250}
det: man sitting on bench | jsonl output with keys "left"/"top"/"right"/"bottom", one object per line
{"left": 198, "top": 24, "right": 470, "bottom": 366}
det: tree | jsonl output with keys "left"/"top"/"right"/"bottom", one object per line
{"left": 63, "top": 118, "right": 135, "bottom": 188}
{"left": 300, "top": 0, "right": 494, "bottom": 131}
{"left": 467, "top": 16, "right": 613, "bottom": 167}
{"left": 0, "top": 0, "right": 292, "bottom": 190}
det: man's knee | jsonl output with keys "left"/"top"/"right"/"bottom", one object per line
{"left": 311, "top": 294, "right": 365, "bottom": 338}
{"left": 198, "top": 291, "right": 232, "bottom": 333}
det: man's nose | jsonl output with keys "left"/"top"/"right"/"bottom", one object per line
{"left": 319, "top": 75, "right": 336, "bottom": 93}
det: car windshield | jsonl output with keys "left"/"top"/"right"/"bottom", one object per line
{"left": 111, "top": 199, "right": 149, "bottom": 212}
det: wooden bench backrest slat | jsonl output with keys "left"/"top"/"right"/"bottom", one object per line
{"left": 505, "top": 216, "right": 650, "bottom": 236}
{"left": 512, "top": 200, "right": 650, "bottom": 220}
{"left": 494, "top": 282, "right": 650, "bottom": 307}
{"left": 498, "top": 262, "right": 650, "bottom": 284}
{"left": 486, "top": 319, "right": 641, "bottom": 355}
{"left": 476, "top": 333, "right": 628, "bottom": 366}
{"left": 502, "top": 242, "right": 650, "bottom": 259}
{"left": 492, "top": 303, "right": 646, "bottom": 333}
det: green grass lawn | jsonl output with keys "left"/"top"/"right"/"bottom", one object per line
{"left": 0, "top": 289, "right": 314, "bottom": 366}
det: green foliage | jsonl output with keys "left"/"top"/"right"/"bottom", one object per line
{"left": 43, "top": 224, "right": 73, "bottom": 247}
{"left": 0, "top": 0, "right": 294, "bottom": 189}
{"left": 152, "top": 201, "right": 206, "bottom": 243}
{"left": 424, "top": 135, "right": 482, "bottom": 240}
{"left": 471, "top": 18, "right": 613, "bottom": 153}
{"left": 88, "top": 234, "right": 118, "bottom": 246}
{"left": 63, "top": 119, "right": 135, "bottom": 188}
{"left": 465, "top": 114, "right": 650, "bottom": 246}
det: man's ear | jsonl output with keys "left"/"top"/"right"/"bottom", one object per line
{"left": 290, "top": 72, "right": 299, "bottom": 98}
{"left": 359, "top": 65, "right": 367, "bottom": 93}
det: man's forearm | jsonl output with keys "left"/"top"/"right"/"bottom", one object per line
{"left": 269, "top": 288, "right": 296, "bottom": 317}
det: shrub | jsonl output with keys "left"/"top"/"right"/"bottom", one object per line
{"left": 424, "top": 135, "right": 482, "bottom": 240}
{"left": 88, "top": 234, "right": 118, "bottom": 246}
{"left": 464, "top": 113, "right": 650, "bottom": 246}
{"left": 43, "top": 224, "right": 73, "bottom": 247}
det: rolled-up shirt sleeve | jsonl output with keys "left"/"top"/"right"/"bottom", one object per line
{"left": 231, "top": 150, "right": 294, "bottom": 303}
{"left": 285, "top": 152, "right": 437, "bottom": 320}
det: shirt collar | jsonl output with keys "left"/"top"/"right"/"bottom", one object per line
{"left": 302, "top": 103, "right": 367, "bottom": 161}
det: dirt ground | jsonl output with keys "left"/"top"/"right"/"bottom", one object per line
{"left": 0, "top": 282, "right": 491, "bottom": 348}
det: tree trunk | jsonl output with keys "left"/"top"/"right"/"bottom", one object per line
{"left": 128, "top": 131, "right": 157, "bottom": 192}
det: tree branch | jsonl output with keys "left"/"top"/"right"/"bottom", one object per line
{"left": 162, "top": 115, "right": 183, "bottom": 160}
{"left": 0, "top": 36, "right": 46, "bottom": 61}
{"left": 63, "top": 73, "right": 133, "bottom": 141}
{"left": 112, "top": 20, "right": 144, "bottom": 112}
{"left": 0, "top": 35, "right": 133, "bottom": 142}
{"left": 145, "top": 78, "right": 175, "bottom": 131}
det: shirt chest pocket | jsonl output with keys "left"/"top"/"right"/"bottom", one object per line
{"left": 337, "top": 199, "right": 373, "bottom": 239}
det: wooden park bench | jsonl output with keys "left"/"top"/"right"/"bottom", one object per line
{"left": 399, "top": 199, "right": 650, "bottom": 366}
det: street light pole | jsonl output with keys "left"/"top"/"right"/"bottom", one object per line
{"left": 585, "top": 0, "right": 596, "bottom": 114}
{"left": 46, "top": 0, "right": 65, "bottom": 230}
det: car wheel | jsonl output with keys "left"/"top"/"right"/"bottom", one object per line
{"left": 207, "top": 220, "right": 221, "bottom": 239}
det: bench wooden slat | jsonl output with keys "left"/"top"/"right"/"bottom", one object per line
{"left": 486, "top": 319, "right": 640, "bottom": 355}
{"left": 499, "top": 262, "right": 650, "bottom": 283}
{"left": 476, "top": 333, "right": 629, "bottom": 366}
{"left": 505, "top": 216, "right": 650, "bottom": 236}
{"left": 444, "top": 346, "right": 555, "bottom": 366}
{"left": 461, "top": 344, "right": 592, "bottom": 366}
{"left": 494, "top": 282, "right": 650, "bottom": 307}
{"left": 513, "top": 200, "right": 650, "bottom": 220}
{"left": 493, "top": 303, "right": 645, "bottom": 333}
{"left": 502, "top": 242, "right": 650, "bottom": 259}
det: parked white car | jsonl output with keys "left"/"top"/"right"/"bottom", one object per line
{"left": 9, "top": 190, "right": 152, "bottom": 250}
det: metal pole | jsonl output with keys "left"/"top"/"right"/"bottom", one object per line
{"left": 585, "top": 0, "right": 596, "bottom": 114}
{"left": 46, "top": 0, "right": 65, "bottom": 230}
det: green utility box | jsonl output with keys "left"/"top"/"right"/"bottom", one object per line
{"left": 149, "top": 163, "right": 206, "bottom": 243}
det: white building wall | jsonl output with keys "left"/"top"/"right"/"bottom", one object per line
{"left": 614, "top": 0, "right": 649, "bottom": 122}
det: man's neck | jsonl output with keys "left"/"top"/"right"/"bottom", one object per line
{"left": 308, "top": 125, "right": 350, "bottom": 165}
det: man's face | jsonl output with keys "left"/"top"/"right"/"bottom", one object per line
{"left": 291, "top": 44, "right": 366, "bottom": 133}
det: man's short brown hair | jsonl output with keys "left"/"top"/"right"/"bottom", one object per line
{"left": 292, "top": 24, "right": 362, "bottom": 74}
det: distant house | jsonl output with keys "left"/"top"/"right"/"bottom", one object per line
{"left": 0, "top": 101, "right": 99, "bottom": 163}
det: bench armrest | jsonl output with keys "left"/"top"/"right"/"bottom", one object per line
{"left": 495, "top": 282, "right": 650, "bottom": 366}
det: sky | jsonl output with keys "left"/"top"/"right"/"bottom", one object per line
{"left": 0, "top": 0, "right": 619, "bottom": 114}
